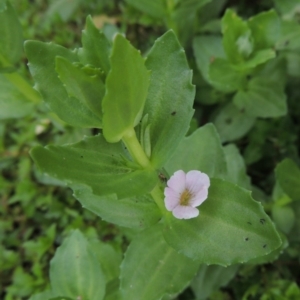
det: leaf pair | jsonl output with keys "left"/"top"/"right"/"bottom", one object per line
{"left": 30, "top": 230, "right": 121, "bottom": 300}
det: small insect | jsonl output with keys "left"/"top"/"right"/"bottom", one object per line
{"left": 245, "top": 237, "right": 249, "bottom": 241}
{"left": 263, "top": 244, "right": 267, "bottom": 248}
{"left": 171, "top": 111, "right": 176, "bottom": 116}
{"left": 260, "top": 218, "right": 266, "bottom": 224}
{"left": 158, "top": 173, "right": 167, "bottom": 183}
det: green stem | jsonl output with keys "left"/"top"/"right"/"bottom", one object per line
{"left": 122, "top": 128, "right": 151, "bottom": 169}
{"left": 122, "top": 128, "right": 165, "bottom": 212}
{"left": 150, "top": 184, "right": 166, "bottom": 213}
{"left": 0, "top": 53, "right": 41, "bottom": 104}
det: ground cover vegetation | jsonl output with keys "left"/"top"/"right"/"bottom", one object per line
{"left": 1, "top": 0, "right": 300, "bottom": 299}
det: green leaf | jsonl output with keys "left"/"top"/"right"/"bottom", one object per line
{"left": 0, "top": 0, "right": 7, "bottom": 12}
{"left": 237, "top": 49, "right": 275, "bottom": 71}
{"left": 29, "top": 290, "right": 54, "bottom": 300}
{"left": 172, "top": 0, "right": 212, "bottom": 45}
{"left": 191, "top": 264, "right": 239, "bottom": 300}
{"left": 50, "top": 230, "right": 106, "bottom": 300}
{"left": 30, "top": 135, "right": 158, "bottom": 199}
{"left": 209, "top": 58, "right": 244, "bottom": 93}
{"left": 272, "top": 205, "right": 295, "bottom": 234}
{"left": 89, "top": 239, "right": 122, "bottom": 282}
{"left": 102, "top": 34, "right": 150, "bottom": 143}
{"left": 223, "top": 144, "right": 251, "bottom": 189}
{"left": 73, "top": 186, "right": 161, "bottom": 229}
{"left": 144, "top": 30, "right": 195, "bottom": 168}
{"left": 193, "top": 35, "right": 226, "bottom": 84}
{"left": 0, "top": 74, "right": 34, "bottom": 119}
{"left": 222, "top": 9, "right": 252, "bottom": 64}
{"left": 213, "top": 102, "right": 255, "bottom": 142}
{"left": 45, "top": 0, "right": 81, "bottom": 22}
{"left": 248, "top": 9, "right": 281, "bottom": 50}
{"left": 275, "top": 158, "right": 300, "bottom": 201}
{"left": 55, "top": 56, "right": 104, "bottom": 120}
{"left": 120, "top": 224, "right": 199, "bottom": 300}
{"left": 233, "top": 77, "right": 287, "bottom": 118}
{"left": 165, "top": 124, "right": 227, "bottom": 179}
{"left": 276, "top": 20, "right": 300, "bottom": 51}
{"left": 124, "top": 0, "right": 167, "bottom": 19}
{"left": 0, "top": 2, "right": 23, "bottom": 67}
{"left": 163, "top": 179, "right": 282, "bottom": 265}
{"left": 78, "top": 16, "right": 111, "bottom": 75}
{"left": 25, "top": 41, "right": 102, "bottom": 128}
{"left": 104, "top": 279, "right": 121, "bottom": 300}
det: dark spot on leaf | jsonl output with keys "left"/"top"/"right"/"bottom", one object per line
{"left": 240, "top": 108, "right": 245, "bottom": 113}
{"left": 247, "top": 222, "right": 252, "bottom": 225}
{"left": 225, "top": 118, "right": 232, "bottom": 124}
{"left": 246, "top": 75, "right": 252, "bottom": 81}
{"left": 171, "top": 111, "right": 176, "bottom": 116}
{"left": 245, "top": 237, "right": 249, "bottom": 241}
{"left": 263, "top": 244, "right": 267, "bottom": 248}
{"left": 80, "top": 155, "right": 83, "bottom": 158}
{"left": 284, "top": 40, "right": 290, "bottom": 46}
{"left": 260, "top": 218, "right": 266, "bottom": 224}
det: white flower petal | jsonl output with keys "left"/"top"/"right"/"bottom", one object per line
{"left": 166, "top": 170, "right": 186, "bottom": 193}
{"left": 172, "top": 205, "right": 199, "bottom": 219}
{"left": 186, "top": 170, "right": 210, "bottom": 194}
{"left": 189, "top": 187, "right": 208, "bottom": 207}
{"left": 164, "top": 187, "right": 180, "bottom": 211}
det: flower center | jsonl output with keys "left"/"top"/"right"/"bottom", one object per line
{"left": 180, "top": 189, "right": 192, "bottom": 206}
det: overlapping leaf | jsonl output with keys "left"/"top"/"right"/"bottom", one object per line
{"left": 120, "top": 224, "right": 199, "bottom": 300}
{"left": 102, "top": 34, "right": 150, "bottom": 143}
{"left": 30, "top": 135, "right": 158, "bottom": 199}
{"left": 25, "top": 41, "right": 102, "bottom": 128}
{"left": 144, "top": 30, "right": 195, "bottom": 167}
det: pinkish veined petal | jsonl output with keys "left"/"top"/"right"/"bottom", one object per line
{"left": 164, "top": 187, "right": 180, "bottom": 211}
{"left": 172, "top": 205, "right": 199, "bottom": 219}
{"left": 186, "top": 170, "right": 210, "bottom": 194}
{"left": 189, "top": 187, "right": 208, "bottom": 207}
{"left": 166, "top": 170, "right": 186, "bottom": 193}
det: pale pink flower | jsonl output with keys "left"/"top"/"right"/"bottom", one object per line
{"left": 164, "top": 170, "right": 210, "bottom": 219}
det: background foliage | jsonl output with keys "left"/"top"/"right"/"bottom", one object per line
{"left": 1, "top": 0, "right": 300, "bottom": 299}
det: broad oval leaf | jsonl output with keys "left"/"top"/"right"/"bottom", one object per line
{"left": 233, "top": 77, "right": 287, "bottom": 118}
{"left": 120, "top": 224, "right": 199, "bottom": 300}
{"left": 144, "top": 30, "right": 195, "bottom": 168}
{"left": 193, "top": 35, "right": 225, "bottom": 84}
{"left": 248, "top": 9, "right": 281, "bottom": 50}
{"left": 102, "top": 34, "right": 150, "bottom": 143}
{"left": 163, "top": 178, "right": 282, "bottom": 265}
{"left": 165, "top": 123, "right": 227, "bottom": 179}
{"left": 73, "top": 185, "right": 161, "bottom": 229}
{"left": 0, "top": 2, "right": 23, "bottom": 67}
{"left": 24, "top": 41, "right": 102, "bottom": 128}
{"left": 275, "top": 158, "right": 300, "bottom": 201}
{"left": 213, "top": 102, "right": 256, "bottom": 142}
{"left": 50, "top": 230, "right": 106, "bottom": 300}
{"left": 30, "top": 135, "right": 158, "bottom": 199}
